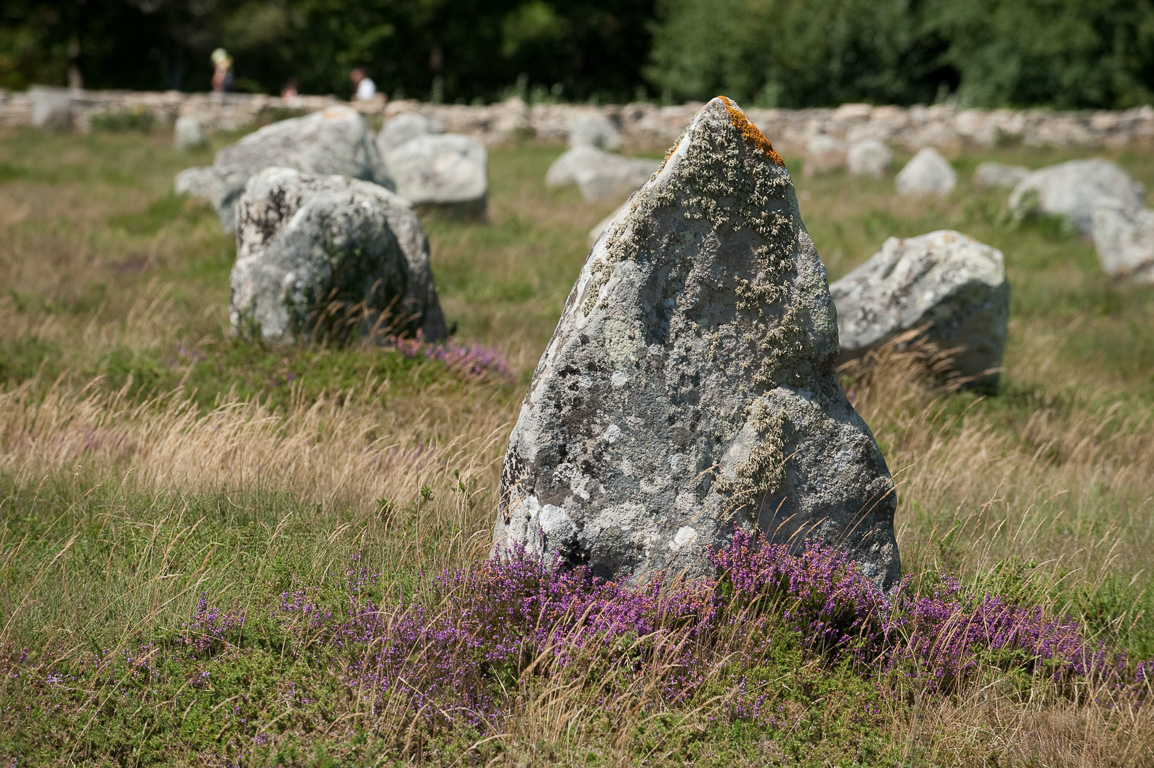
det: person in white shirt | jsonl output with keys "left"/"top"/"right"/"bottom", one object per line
{"left": 350, "top": 68, "right": 377, "bottom": 101}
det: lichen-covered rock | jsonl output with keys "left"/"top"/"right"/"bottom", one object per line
{"left": 495, "top": 96, "right": 900, "bottom": 588}
{"left": 895, "top": 147, "right": 956, "bottom": 197}
{"left": 803, "top": 135, "right": 847, "bottom": 177}
{"left": 174, "top": 116, "right": 208, "bottom": 152}
{"left": 230, "top": 167, "right": 446, "bottom": 345}
{"left": 1009, "top": 159, "right": 1145, "bottom": 236}
{"left": 972, "top": 162, "right": 1028, "bottom": 190}
{"left": 182, "top": 106, "right": 393, "bottom": 233}
{"left": 830, "top": 230, "right": 1009, "bottom": 390}
{"left": 569, "top": 112, "right": 621, "bottom": 151}
{"left": 377, "top": 112, "right": 445, "bottom": 155}
{"left": 1092, "top": 199, "right": 1154, "bottom": 283}
{"left": 383, "top": 133, "right": 488, "bottom": 217}
{"left": 847, "top": 139, "right": 892, "bottom": 178}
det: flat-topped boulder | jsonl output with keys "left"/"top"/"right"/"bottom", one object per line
{"left": 895, "top": 147, "right": 956, "bottom": 197}
{"left": 495, "top": 96, "right": 900, "bottom": 588}
{"left": 383, "top": 133, "right": 488, "bottom": 217}
{"left": 230, "top": 167, "right": 446, "bottom": 345}
{"left": 176, "top": 106, "right": 393, "bottom": 232}
{"left": 1092, "top": 199, "right": 1154, "bottom": 283}
{"left": 1009, "top": 159, "right": 1145, "bottom": 236}
{"left": 830, "top": 230, "right": 1009, "bottom": 390}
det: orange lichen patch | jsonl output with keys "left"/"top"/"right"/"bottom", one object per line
{"left": 660, "top": 140, "right": 681, "bottom": 170}
{"left": 718, "top": 96, "right": 784, "bottom": 166}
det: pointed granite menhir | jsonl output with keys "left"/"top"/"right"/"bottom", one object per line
{"left": 494, "top": 97, "right": 900, "bottom": 588}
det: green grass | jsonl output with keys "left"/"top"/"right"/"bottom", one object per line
{"left": 1, "top": 125, "right": 1153, "bottom": 765}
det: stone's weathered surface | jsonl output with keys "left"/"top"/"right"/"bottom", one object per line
{"left": 383, "top": 134, "right": 488, "bottom": 217}
{"left": 174, "top": 166, "right": 223, "bottom": 202}
{"left": 174, "top": 115, "right": 208, "bottom": 151}
{"left": 1009, "top": 159, "right": 1146, "bottom": 236}
{"left": 569, "top": 112, "right": 622, "bottom": 151}
{"left": 181, "top": 106, "right": 394, "bottom": 233}
{"left": 30, "top": 86, "right": 72, "bottom": 131}
{"left": 495, "top": 96, "right": 900, "bottom": 588}
{"left": 803, "top": 135, "right": 847, "bottom": 177}
{"left": 895, "top": 147, "right": 956, "bottom": 197}
{"left": 830, "top": 230, "right": 1009, "bottom": 389}
{"left": 847, "top": 138, "right": 892, "bottom": 178}
{"left": 1092, "top": 199, "right": 1154, "bottom": 283}
{"left": 972, "top": 162, "right": 1029, "bottom": 189}
{"left": 546, "top": 146, "right": 662, "bottom": 202}
{"left": 377, "top": 112, "right": 444, "bottom": 155}
{"left": 230, "top": 167, "right": 446, "bottom": 345}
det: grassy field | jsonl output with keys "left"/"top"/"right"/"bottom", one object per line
{"left": 1, "top": 121, "right": 1152, "bottom": 766}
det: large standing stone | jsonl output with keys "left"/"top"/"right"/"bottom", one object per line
{"left": 830, "top": 230, "right": 1009, "bottom": 390}
{"left": 230, "top": 167, "right": 446, "bottom": 345}
{"left": 377, "top": 112, "right": 445, "bottom": 156}
{"left": 1009, "top": 159, "right": 1145, "bottom": 236}
{"left": 895, "top": 147, "right": 956, "bottom": 197}
{"left": 174, "top": 116, "right": 209, "bottom": 152}
{"left": 494, "top": 96, "right": 900, "bottom": 588}
{"left": 972, "top": 162, "right": 1029, "bottom": 190}
{"left": 569, "top": 112, "right": 622, "bottom": 151}
{"left": 383, "top": 133, "right": 488, "bottom": 217}
{"left": 847, "top": 139, "right": 892, "bottom": 178}
{"left": 176, "top": 106, "right": 393, "bottom": 233}
{"left": 1092, "top": 199, "right": 1154, "bottom": 283}
{"left": 803, "top": 135, "right": 847, "bottom": 177}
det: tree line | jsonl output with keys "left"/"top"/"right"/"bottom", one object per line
{"left": 3, "top": 0, "right": 1153, "bottom": 109}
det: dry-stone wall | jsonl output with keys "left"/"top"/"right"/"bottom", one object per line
{"left": 4, "top": 89, "right": 1154, "bottom": 153}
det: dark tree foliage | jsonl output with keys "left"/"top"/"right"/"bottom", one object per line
{"left": 2, "top": 0, "right": 1153, "bottom": 108}
{"left": 0, "top": 0, "right": 655, "bottom": 102}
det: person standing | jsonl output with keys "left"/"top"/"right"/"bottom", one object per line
{"left": 350, "top": 68, "right": 377, "bottom": 101}
{"left": 211, "top": 49, "right": 234, "bottom": 93}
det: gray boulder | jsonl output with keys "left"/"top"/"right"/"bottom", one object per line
{"left": 230, "top": 167, "right": 446, "bottom": 345}
{"left": 30, "top": 86, "right": 72, "bottom": 131}
{"left": 972, "top": 162, "right": 1029, "bottom": 190}
{"left": 494, "top": 96, "right": 900, "bottom": 588}
{"left": 174, "top": 116, "right": 209, "bottom": 152}
{"left": 569, "top": 112, "right": 621, "bottom": 151}
{"left": 377, "top": 112, "right": 444, "bottom": 155}
{"left": 803, "top": 135, "right": 847, "bottom": 177}
{"left": 847, "top": 139, "right": 892, "bottom": 178}
{"left": 174, "top": 166, "right": 223, "bottom": 202}
{"left": 545, "top": 146, "right": 606, "bottom": 188}
{"left": 384, "top": 134, "right": 488, "bottom": 217}
{"left": 177, "top": 105, "right": 393, "bottom": 233}
{"left": 895, "top": 147, "right": 956, "bottom": 197}
{"left": 1092, "top": 199, "right": 1154, "bottom": 283}
{"left": 830, "top": 230, "right": 1009, "bottom": 390}
{"left": 546, "top": 146, "right": 661, "bottom": 203}
{"left": 1009, "top": 159, "right": 1145, "bottom": 236}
